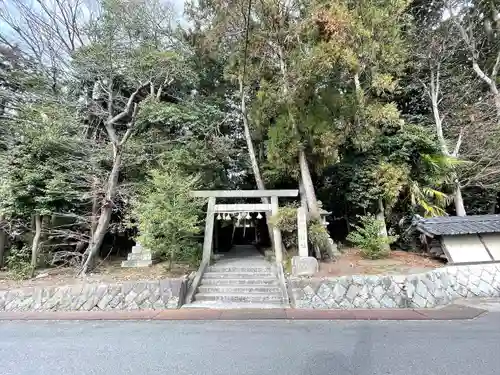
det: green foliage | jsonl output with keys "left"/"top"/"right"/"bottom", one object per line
{"left": 135, "top": 97, "right": 240, "bottom": 189}
{"left": 4, "top": 0, "right": 500, "bottom": 274}
{"left": 6, "top": 246, "right": 33, "bottom": 280}
{"left": 268, "top": 204, "right": 299, "bottom": 233}
{"left": 132, "top": 161, "right": 204, "bottom": 267}
{"left": 346, "top": 215, "right": 396, "bottom": 259}
{"left": 307, "top": 221, "right": 331, "bottom": 252}
{"left": 0, "top": 101, "right": 97, "bottom": 220}
{"left": 269, "top": 205, "right": 331, "bottom": 252}
{"left": 268, "top": 204, "right": 300, "bottom": 249}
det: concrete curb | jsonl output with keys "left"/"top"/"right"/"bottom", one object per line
{"left": 0, "top": 304, "right": 486, "bottom": 321}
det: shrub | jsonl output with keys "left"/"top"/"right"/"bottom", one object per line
{"left": 6, "top": 245, "right": 33, "bottom": 280}
{"left": 131, "top": 162, "right": 203, "bottom": 269}
{"left": 268, "top": 204, "right": 299, "bottom": 249}
{"left": 308, "top": 220, "right": 331, "bottom": 252}
{"left": 346, "top": 214, "right": 396, "bottom": 259}
{"left": 269, "top": 205, "right": 331, "bottom": 253}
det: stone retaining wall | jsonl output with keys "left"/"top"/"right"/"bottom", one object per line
{"left": 289, "top": 264, "right": 500, "bottom": 309}
{"left": 0, "top": 278, "right": 187, "bottom": 312}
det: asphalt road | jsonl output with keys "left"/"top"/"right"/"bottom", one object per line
{"left": 1, "top": 314, "right": 499, "bottom": 375}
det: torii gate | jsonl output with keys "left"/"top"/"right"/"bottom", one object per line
{"left": 191, "top": 189, "right": 299, "bottom": 264}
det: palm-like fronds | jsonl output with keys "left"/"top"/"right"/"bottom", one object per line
{"left": 407, "top": 181, "right": 450, "bottom": 217}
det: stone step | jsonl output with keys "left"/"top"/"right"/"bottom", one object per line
{"left": 121, "top": 259, "right": 152, "bottom": 268}
{"left": 127, "top": 253, "right": 152, "bottom": 261}
{"left": 201, "top": 278, "right": 278, "bottom": 285}
{"left": 183, "top": 301, "right": 289, "bottom": 309}
{"left": 194, "top": 292, "right": 284, "bottom": 303}
{"left": 203, "top": 272, "right": 275, "bottom": 279}
{"left": 131, "top": 246, "right": 144, "bottom": 254}
{"left": 198, "top": 285, "right": 282, "bottom": 294}
{"left": 207, "top": 266, "right": 272, "bottom": 273}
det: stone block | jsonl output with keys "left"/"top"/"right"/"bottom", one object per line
{"left": 345, "top": 284, "right": 360, "bottom": 301}
{"left": 0, "top": 292, "right": 5, "bottom": 311}
{"left": 121, "top": 259, "right": 153, "bottom": 268}
{"left": 323, "top": 296, "right": 339, "bottom": 308}
{"left": 107, "top": 295, "right": 123, "bottom": 310}
{"left": 310, "top": 295, "right": 327, "bottom": 309}
{"left": 127, "top": 252, "right": 152, "bottom": 261}
{"left": 16, "top": 295, "right": 35, "bottom": 311}
{"left": 316, "top": 283, "right": 332, "bottom": 300}
{"left": 381, "top": 277, "right": 393, "bottom": 290}
{"left": 411, "top": 293, "right": 427, "bottom": 308}
{"left": 57, "top": 288, "right": 74, "bottom": 311}
{"left": 153, "top": 299, "right": 167, "bottom": 309}
{"left": 302, "top": 285, "right": 316, "bottom": 297}
{"left": 291, "top": 256, "right": 318, "bottom": 277}
{"left": 422, "top": 276, "right": 436, "bottom": 295}
{"left": 134, "top": 289, "right": 151, "bottom": 306}
{"left": 365, "top": 297, "right": 381, "bottom": 309}
{"left": 358, "top": 284, "right": 370, "bottom": 301}
{"left": 380, "top": 294, "right": 397, "bottom": 308}
{"left": 131, "top": 245, "right": 144, "bottom": 254}
{"left": 352, "top": 296, "right": 366, "bottom": 308}
{"left": 42, "top": 287, "right": 63, "bottom": 311}
{"left": 124, "top": 289, "right": 138, "bottom": 304}
{"left": 372, "top": 285, "right": 385, "bottom": 299}
{"left": 338, "top": 298, "right": 354, "bottom": 309}
{"left": 167, "top": 297, "right": 180, "bottom": 309}
{"left": 425, "top": 293, "right": 436, "bottom": 308}
{"left": 132, "top": 281, "right": 149, "bottom": 295}
{"left": 415, "top": 281, "right": 429, "bottom": 299}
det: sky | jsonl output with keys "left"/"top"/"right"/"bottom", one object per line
{"left": 173, "top": 0, "right": 185, "bottom": 13}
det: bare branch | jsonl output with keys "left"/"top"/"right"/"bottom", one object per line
{"left": 119, "top": 103, "right": 139, "bottom": 146}
{"left": 156, "top": 77, "right": 174, "bottom": 99}
{"left": 473, "top": 61, "right": 494, "bottom": 87}
{"left": 452, "top": 127, "right": 465, "bottom": 157}
{"left": 492, "top": 50, "right": 500, "bottom": 81}
{"left": 106, "top": 81, "right": 151, "bottom": 126}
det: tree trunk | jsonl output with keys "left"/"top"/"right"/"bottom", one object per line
{"left": 0, "top": 214, "right": 6, "bottom": 269}
{"left": 276, "top": 44, "right": 322, "bottom": 219}
{"left": 376, "top": 199, "right": 390, "bottom": 252}
{"left": 81, "top": 148, "right": 122, "bottom": 274}
{"left": 299, "top": 150, "right": 320, "bottom": 219}
{"left": 276, "top": 44, "right": 338, "bottom": 259}
{"left": 239, "top": 76, "right": 266, "bottom": 192}
{"left": 490, "top": 196, "right": 498, "bottom": 214}
{"left": 427, "top": 68, "right": 467, "bottom": 216}
{"left": 169, "top": 246, "right": 174, "bottom": 270}
{"left": 494, "top": 91, "right": 500, "bottom": 124}
{"left": 238, "top": 75, "right": 275, "bottom": 245}
{"left": 454, "top": 182, "right": 466, "bottom": 216}
{"left": 31, "top": 214, "right": 42, "bottom": 277}
{"left": 90, "top": 176, "right": 100, "bottom": 240}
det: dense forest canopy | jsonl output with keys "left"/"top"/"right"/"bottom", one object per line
{"left": 1, "top": 0, "right": 499, "bottom": 274}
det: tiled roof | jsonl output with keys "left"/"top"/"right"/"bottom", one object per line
{"left": 414, "top": 215, "right": 500, "bottom": 236}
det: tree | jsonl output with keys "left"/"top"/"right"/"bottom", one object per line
{"left": 406, "top": 0, "right": 500, "bottom": 215}
{"left": 131, "top": 156, "right": 203, "bottom": 269}
{"left": 185, "top": 0, "right": 281, "bottom": 247}
{"left": 0, "top": 99, "right": 99, "bottom": 274}
{"left": 447, "top": 0, "right": 500, "bottom": 123}
{"left": 75, "top": 0, "right": 193, "bottom": 273}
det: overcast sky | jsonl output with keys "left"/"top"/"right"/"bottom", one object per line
{"left": 172, "top": 0, "right": 185, "bottom": 16}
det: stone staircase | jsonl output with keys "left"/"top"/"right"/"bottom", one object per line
{"left": 121, "top": 243, "right": 153, "bottom": 268}
{"left": 183, "top": 246, "right": 289, "bottom": 309}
